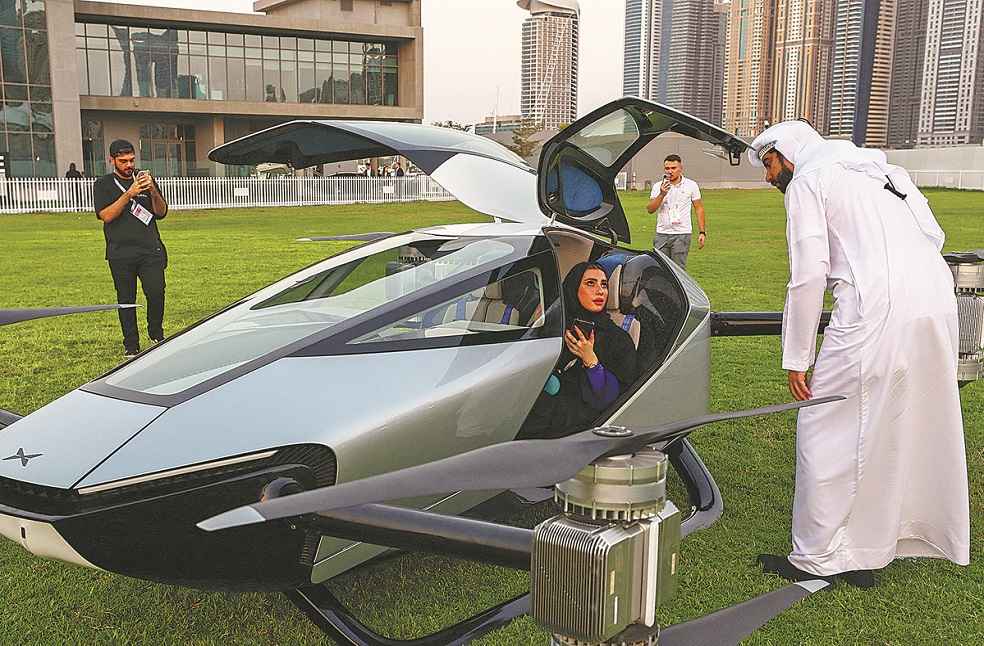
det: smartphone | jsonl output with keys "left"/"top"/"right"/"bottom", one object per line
{"left": 135, "top": 169, "right": 151, "bottom": 191}
{"left": 571, "top": 318, "right": 596, "bottom": 337}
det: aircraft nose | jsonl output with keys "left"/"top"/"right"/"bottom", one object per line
{"left": 0, "top": 390, "right": 165, "bottom": 488}
{"left": 0, "top": 512, "right": 98, "bottom": 570}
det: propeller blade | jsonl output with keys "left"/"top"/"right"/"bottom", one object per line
{"left": 296, "top": 232, "right": 395, "bottom": 242}
{"left": 658, "top": 579, "right": 830, "bottom": 646}
{"left": 0, "top": 304, "right": 139, "bottom": 326}
{"left": 199, "top": 396, "right": 842, "bottom": 532}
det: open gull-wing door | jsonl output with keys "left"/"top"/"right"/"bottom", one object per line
{"left": 208, "top": 120, "right": 543, "bottom": 224}
{"left": 537, "top": 98, "right": 751, "bottom": 243}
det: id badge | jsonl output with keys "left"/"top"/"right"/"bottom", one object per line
{"left": 669, "top": 192, "right": 682, "bottom": 225}
{"left": 131, "top": 201, "right": 154, "bottom": 226}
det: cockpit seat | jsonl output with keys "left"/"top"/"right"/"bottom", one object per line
{"left": 423, "top": 282, "right": 519, "bottom": 328}
{"left": 605, "top": 265, "right": 641, "bottom": 350}
{"left": 480, "top": 282, "right": 519, "bottom": 325}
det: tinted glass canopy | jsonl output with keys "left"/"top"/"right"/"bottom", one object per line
{"left": 537, "top": 98, "right": 751, "bottom": 243}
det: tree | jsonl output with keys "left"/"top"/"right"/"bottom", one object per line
{"left": 431, "top": 120, "right": 472, "bottom": 132}
{"left": 506, "top": 119, "right": 542, "bottom": 160}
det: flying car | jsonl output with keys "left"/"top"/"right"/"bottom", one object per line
{"left": 2, "top": 99, "right": 978, "bottom": 644}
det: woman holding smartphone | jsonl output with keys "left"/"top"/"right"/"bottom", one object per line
{"left": 518, "top": 262, "right": 638, "bottom": 439}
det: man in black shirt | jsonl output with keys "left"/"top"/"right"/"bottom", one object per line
{"left": 93, "top": 139, "right": 169, "bottom": 357}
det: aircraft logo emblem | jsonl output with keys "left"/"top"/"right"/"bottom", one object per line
{"left": 3, "top": 448, "right": 42, "bottom": 467}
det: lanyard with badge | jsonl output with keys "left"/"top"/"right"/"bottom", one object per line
{"left": 114, "top": 176, "right": 154, "bottom": 226}
{"left": 667, "top": 182, "right": 683, "bottom": 225}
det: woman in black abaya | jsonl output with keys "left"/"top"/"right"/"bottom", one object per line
{"left": 518, "top": 262, "right": 638, "bottom": 439}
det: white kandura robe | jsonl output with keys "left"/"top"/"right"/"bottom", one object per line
{"left": 779, "top": 160, "right": 970, "bottom": 576}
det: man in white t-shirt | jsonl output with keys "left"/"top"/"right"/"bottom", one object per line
{"left": 646, "top": 154, "right": 706, "bottom": 269}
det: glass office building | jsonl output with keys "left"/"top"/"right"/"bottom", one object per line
{"left": 6, "top": 0, "right": 421, "bottom": 177}
{"left": 1, "top": 0, "right": 55, "bottom": 177}
{"left": 74, "top": 25, "right": 399, "bottom": 107}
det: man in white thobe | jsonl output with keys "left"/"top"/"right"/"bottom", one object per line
{"left": 748, "top": 121, "right": 970, "bottom": 588}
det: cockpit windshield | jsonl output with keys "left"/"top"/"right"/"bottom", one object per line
{"left": 102, "top": 234, "right": 530, "bottom": 396}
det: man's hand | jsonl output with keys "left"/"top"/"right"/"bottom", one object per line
{"left": 124, "top": 179, "right": 145, "bottom": 199}
{"left": 698, "top": 232, "right": 706, "bottom": 249}
{"left": 787, "top": 370, "right": 812, "bottom": 401}
{"left": 135, "top": 171, "right": 154, "bottom": 194}
{"left": 659, "top": 179, "right": 671, "bottom": 195}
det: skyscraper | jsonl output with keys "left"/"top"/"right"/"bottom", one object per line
{"left": 888, "top": 0, "right": 931, "bottom": 148}
{"left": 623, "top": 0, "right": 660, "bottom": 99}
{"left": 621, "top": 0, "right": 725, "bottom": 125}
{"left": 918, "top": 0, "right": 984, "bottom": 146}
{"left": 723, "top": 0, "right": 775, "bottom": 138}
{"left": 829, "top": 0, "right": 896, "bottom": 148}
{"left": 771, "top": 0, "right": 836, "bottom": 134}
{"left": 519, "top": 0, "right": 580, "bottom": 129}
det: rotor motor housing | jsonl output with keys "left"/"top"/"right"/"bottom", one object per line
{"left": 946, "top": 253, "right": 984, "bottom": 382}
{"left": 530, "top": 448, "right": 680, "bottom": 644}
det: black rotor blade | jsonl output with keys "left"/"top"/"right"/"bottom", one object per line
{"left": 199, "top": 396, "right": 842, "bottom": 532}
{"left": 658, "top": 579, "right": 830, "bottom": 646}
{"left": 0, "top": 304, "right": 138, "bottom": 326}
{"left": 296, "top": 232, "right": 395, "bottom": 242}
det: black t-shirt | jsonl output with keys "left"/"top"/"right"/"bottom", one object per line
{"left": 93, "top": 173, "right": 167, "bottom": 261}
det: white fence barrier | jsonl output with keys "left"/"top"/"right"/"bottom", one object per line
{"left": 909, "top": 170, "right": 984, "bottom": 191}
{"left": 0, "top": 176, "right": 455, "bottom": 214}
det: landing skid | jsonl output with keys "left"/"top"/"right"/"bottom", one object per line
{"left": 287, "top": 585, "right": 530, "bottom": 646}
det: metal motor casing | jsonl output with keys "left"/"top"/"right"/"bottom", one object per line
{"left": 531, "top": 448, "right": 680, "bottom": 645}
{"left": 946, "top": 253, "right": 984, "bottom": 382}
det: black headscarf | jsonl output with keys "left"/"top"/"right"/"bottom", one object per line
{"left": 560, "top": 262, "right": 637, "bottom": 385}
{"left": 518, "top": 263, "right": 639, "bottom": 439}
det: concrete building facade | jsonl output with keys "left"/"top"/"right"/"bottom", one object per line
{"left": 472, "top": 114, "right": 525, "bottom": 136}
{"left": 723, "top": 0, "right": 774, "bottom": 138}
{"left": 918, "top": 0, "right": 984, "bottom": 146}
{"left": 888, "top": 0, "right": 931, "bottom": 149}
{"left": 829, "top": 0, "right": 896, "bottom": 148}
{"left": 519, "top": 0, "right": 579, "bottom": 129}
{"left": 771, "top": 0, "right": 836, "bottom": 134}
{"left": 2, "top": 0, "right": 422, "bottom": 178}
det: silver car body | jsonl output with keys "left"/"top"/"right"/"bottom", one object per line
{"left": 0, "top": 99, "right": 742, "bottom": 587}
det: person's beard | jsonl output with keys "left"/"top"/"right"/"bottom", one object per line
{"left": 772, "top": 166, "right": 794, "bottom": 193}
{"left": 114, "top": 164, "right": 133, "bottom": 179}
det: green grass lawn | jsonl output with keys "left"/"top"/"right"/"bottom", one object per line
{"left": 0, "top": 189, "right": 981, "bottom": 645}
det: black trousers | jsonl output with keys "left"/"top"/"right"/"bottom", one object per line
{"left": 108, "top": 255, "right": 166, "bottom": 350}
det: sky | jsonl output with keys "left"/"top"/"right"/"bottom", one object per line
{"left": 102, "top": 0, "right": 625, "bottom": 125}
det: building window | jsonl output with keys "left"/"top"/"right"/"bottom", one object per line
{"left": 75, "top": 22, "right": 398, "bottom": 108}
{"left": 81, "top": 119, "right": 105, "bottom": 177}
{"left": 139, "top": 123, "right": 196, "bottom": 177}
{"left": 1, "top": 0, "right": 55, "bottom": 177}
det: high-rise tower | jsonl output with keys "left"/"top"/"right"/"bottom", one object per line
{"left": 723, "top": 0, "right": 775, "bottom": 137}
{"left": 519, "top": 0, "right": 580, "bottom": 129}
{"left": 829, "top": 0, "right": 896, "bottom": 148}
{"left": 771, "top": 0, "right": 836, "bottom": 134}
{"left": 888, "top": 0, "right": 931, "bottom": 148}
{"left": 621, "top": 0, "right": 724, "bottom": 125}
{"left": 918, "top": 0, "right": 984, "bottom": 146}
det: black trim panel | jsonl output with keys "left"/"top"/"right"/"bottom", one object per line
{"left": 710, "top": 311, "right": 831, "bottom": 337}
{"left": 2, "top": 445, "right": 336, "bottom": 591}
{"left": 0, "top": 408, "right": 22, "bottom": 429}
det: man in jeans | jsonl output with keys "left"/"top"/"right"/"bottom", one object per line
{"left": 93, "top": 140, "right": 169, "bottom": 358}
{"left": 647, "top": 154, "right": 706, "bottom": 269}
